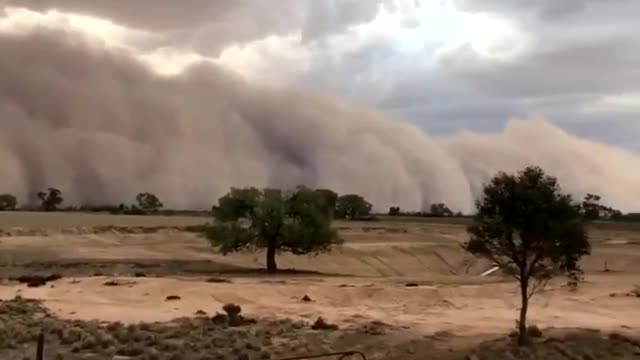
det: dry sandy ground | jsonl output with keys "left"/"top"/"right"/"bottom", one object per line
{"left": 1, "top": 215, "right": 640, "bottom": 358}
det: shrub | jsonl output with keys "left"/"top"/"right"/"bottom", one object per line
{"left": 0, "top": 193, "right": 17, "bottom": 211}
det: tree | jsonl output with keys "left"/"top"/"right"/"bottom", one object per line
{"left": 581, "top": 193, "right": 602, "bottom": 220}
{"left": 388, "top": 206, "right": 401, "bottom": 216}
{"left": 429, "top": 203, "right": 453, "bottom": 217}
{"left": 580, "top": 193, "right": 620, "bottom": 221}
{"left": 37, "top": 188, "right": 63, "bottom": 211}
{"left": 463, "top": 166, "right": 590, "bottom": 345}
{"left": 313, "top": 188, "right": 338, "bottom": 217}
{"left": 0, "top": 193, "right": 17, "bottom": 211}
{"left": 135, "top": 192, "right": 163, "bottom": 212}
{"left": 205, "top": 187, "right": 342, "bottom": 273}
{"left": 335, "top": 194, "right": 372, "bottom": 220}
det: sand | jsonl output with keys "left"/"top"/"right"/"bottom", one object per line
{"left": 1, "top": 214, "right": 639, "bottom": 358}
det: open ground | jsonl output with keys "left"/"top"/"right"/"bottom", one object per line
{"left": 1, "top": 212, "right": 639, "bottom": 359}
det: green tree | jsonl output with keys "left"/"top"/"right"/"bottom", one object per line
{"left": 37, "top": 188, "right": 63, "bottom": 211}
{"left": 205, "top": 187, "right": 342, "bottom": 273}
{"left": 463, "top": 166, "right": 590, "bottom": 345}
{"left": 0, "top": 193, "right": 17, "bottom": 211}
{"left": 135, "top": 192, "right": 163, "bottom": 212}
{"left": 335, "top": 194, "right": 372, "bottom": 220}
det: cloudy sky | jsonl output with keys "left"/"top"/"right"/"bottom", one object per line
{"left": 1, "top": 0, "right": 639, "bottom": 212}
{"left": 4, "top": 0, "right": 639, "bottom": 149}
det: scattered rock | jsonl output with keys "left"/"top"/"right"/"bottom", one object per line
{"left": 223, "top": 303, "right": 242, "bottom": 318}
{"left": 103, "top": 279, "right": 136, "bottom": 287}
{"left": 360, "top": 320, "right": 391, "bottom": 336}
{"left": 311, "top": 317, "right": 338, "bottom": 331}
{"left": 45, "top": 274, "right": 63, "bottom": 282}
{"left": 206, "top": 277, "right": 232, "bottom": 283}
{"left": 12, "top": 274, "right": 62, "bottom": 287}
{"left": 113, "top": 353, "right": 136, "bottom": 359}
{"left": 405, "top": 283, "right": 419, "bottom": 287}
{"left": 301, "top": 295, "right": 312, "bottom": 302}
{"left": 194, "top": 310, "right": 207, "bottom": 316}
{"left": 133, "top": 272, "right": 146, "bottom": 277}
{"left": 165, "top": 295, "right": 181, "bottom": 301}
{"left": 27, "top": 278, "right": 47, "bottom": 288}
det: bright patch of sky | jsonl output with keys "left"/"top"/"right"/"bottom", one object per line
{"left": 350, "top": 0, "right": 530, "bottom": 61}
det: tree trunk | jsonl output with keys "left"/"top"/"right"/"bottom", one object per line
{"left": 518, "top": 278, "right": 529, "bottom": 346}
{"left": 266, "top": 242, "right": 277, "bottom": 274}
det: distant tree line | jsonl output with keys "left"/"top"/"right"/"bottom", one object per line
{"left": 0, "top": 185, "right": 638, "bottom": 224}
{"left": 0, "top": 189, "right": 165, "bottom": 215}
{"left": 387, "top": 203, "right": 464, "bottom": 218}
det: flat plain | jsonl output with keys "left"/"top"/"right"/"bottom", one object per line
{"left": 0, "top": 212, "right": 639, "bottom": 359}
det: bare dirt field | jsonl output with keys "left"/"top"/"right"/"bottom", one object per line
{"left": 1, "top": 213, "right": 639, "bottom": 359}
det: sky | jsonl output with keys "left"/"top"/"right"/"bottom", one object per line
{"left": 0, "top": 0, "right": 639, "bottom": 212}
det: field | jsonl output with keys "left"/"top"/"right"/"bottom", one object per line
{"left": 1, "top": 212, "right": 639, "bottom": 359}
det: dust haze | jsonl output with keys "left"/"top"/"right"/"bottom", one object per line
{"left": 1, "top": 25, "right": 639, "bottom": 213}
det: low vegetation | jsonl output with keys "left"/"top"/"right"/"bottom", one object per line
{"left": 0, "top": 296, "right": 347, "bottom": 360}
{"left": 0, "top": 193, "right": 17, "bottom": 211}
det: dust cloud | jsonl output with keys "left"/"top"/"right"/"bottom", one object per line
{"left": 1, "top": 24, "right": 639, "bottom": 213}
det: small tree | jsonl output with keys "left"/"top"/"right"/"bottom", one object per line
{"left": 463, "top": 166, "right": 590, "bottom": 345}
{"left": 429, "top": 203, "right": 453, "bottom": 217}
{"left": 581, "top": 193, "right": 601, "bottom": 220}
{"left": 0, "top": 193, "right": 17, "bottom": 211}
{"left": 388, "top": 206, "right": 401, "bottom": 216}
{"left": 136, "top": 192, "right": 163, "bottom": 212}
{"left": 37, "top": 188, "right": 63, "bottom": 211}
{"left": 335, "top": 194, "right": 372, "bottom": 220}
{"left": 205, "top": 187, "right": 342, "bottom": 273}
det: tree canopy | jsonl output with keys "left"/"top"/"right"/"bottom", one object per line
{"left": 0, "top": 193, "right": 17, "bottom": 211}
{"left": 205, "top": 187, "right": 342, "bottom": 273}
{"left": 335, "top": 194, "right": 372, "bottom": 220}
{"left": 37, "top": 188, "right": 63, "bottom": 211}
{"left": 463, "top": 166, "right": 590, "bottom": 345}
{"left": 429, "top": 203, "right": 453, "bottom": 217}
{"left": 136, "top": 192, "right": 163, "bottom": 212}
